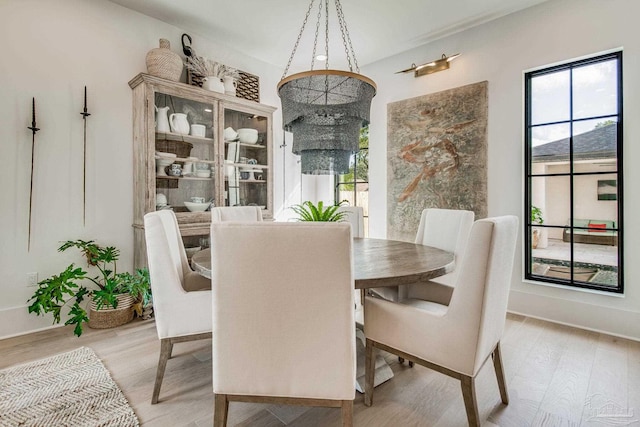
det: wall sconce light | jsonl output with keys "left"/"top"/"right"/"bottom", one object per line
{"left": 396, "top": 53, "right": 460, "bottom": 77}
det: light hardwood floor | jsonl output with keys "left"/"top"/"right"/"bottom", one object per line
{"left": 1, "top": 314, "right": 639, "bottom": 426}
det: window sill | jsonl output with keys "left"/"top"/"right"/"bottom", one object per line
{"left": 522, "top": 278, "right": 625, "bottom": 298}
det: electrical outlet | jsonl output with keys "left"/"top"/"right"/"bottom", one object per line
{"left": 27, "top": 272, "right": 38, "bottom": 287}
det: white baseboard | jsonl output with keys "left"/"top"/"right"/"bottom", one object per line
{"left": 4, "top": 292, "right": 639, "bottom": 342}
{"left": 508, "top": 289, "right": 640, "bottom": 342}
{"left": 0, "top": 305, "right": 65, "bottom": 340}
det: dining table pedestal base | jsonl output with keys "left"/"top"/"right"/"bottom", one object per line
{"left": 355, "top": 329, "right": 393, "bottom": 392}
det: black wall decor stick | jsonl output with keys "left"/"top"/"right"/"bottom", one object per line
{"left": 27, "top": 97, "right": 40, "bottom": 251}
{"left": 80, "top": 86, "right": 91, "bottom": 226}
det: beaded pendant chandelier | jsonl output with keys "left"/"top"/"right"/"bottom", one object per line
{"left": 277, "top": 0, "right": 376, "bottom": 175}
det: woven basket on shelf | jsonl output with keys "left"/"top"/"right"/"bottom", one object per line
{"left": 88, "top": 294, "right": 135, "bottom": 329}
{"left": 146, "top": 38, "right": 183, "bottom": 82}
{"left": 236, "top": 71, "right": 260, "bottom": 103}
{"left": 188, "top": 69, "right": 260, "bottom": 103}
{"left": 155, "top": 140, "right": 193, "bottom": 158}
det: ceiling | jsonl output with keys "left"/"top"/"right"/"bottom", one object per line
{"left": 109, "top": 0, "right": 550, "bottom": 72}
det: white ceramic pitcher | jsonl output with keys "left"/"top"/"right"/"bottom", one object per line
{"left": 203, "top": 76, "right": 225, "bottom": 94}
{"left": 223, "top": 76, "right": 237, "bottom": 96}
{"left": 155, "top": 106, "right": 170, "bottom": 132}
{"left": 169, "top": 113, "right": 189, "bottom": 134}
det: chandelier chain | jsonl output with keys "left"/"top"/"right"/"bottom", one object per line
{"left": 335, "top": 0, "right": 358, "bottom": 72}
{"left": 324, "top": 0, "right": 330, "bottom": 70}
{"left": 282, "top": 0, "right": 316, "bottom": 80}
{"left": 310, "top": 0, "right": 322, "bottom": 70}
{"left": 282, "top": 0, "right": 363, "bottom": 78}
{"left": 324, "top": 1, "right": 329, "bottom": 103}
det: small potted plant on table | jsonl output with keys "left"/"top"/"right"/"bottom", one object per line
{"left": 27, "top": 240, "right": 151, "bottom": 337}
{"left": 290, "top": 200, "right": 349, "bottom": 222}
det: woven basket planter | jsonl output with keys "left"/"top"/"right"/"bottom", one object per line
{"left": 88, "top": 294, "right": 135, "bottom": 329}
{"left": 146, "top": 38, "right": 183, "bottom": 82}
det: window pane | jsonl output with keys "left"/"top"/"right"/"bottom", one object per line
{"left": 583, "top": 259, "right": 619, "bottom": 288}
{"left": 573, "top": 173, "right": 618, "bottom": 219}
{"left": 571, "top": 118, "right": 617, "bottom": 166}
{"left": 573, "top": 59, "right": 618, "bottom": 120}
{"left": 569, "top": 239, "right": 619, "bottom": 288}
{"left": 531, "top": 227, "right": 571, "bottom": 279}
{"left": 531, "top": 123, "right": 570, "bottom": 165}
{"left": 532, "top": 175, "right": 569, "bottom": 229}
{"left": 531, "top": 70, "right": 570, "bottom": 125}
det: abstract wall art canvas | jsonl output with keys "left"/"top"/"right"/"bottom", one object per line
{"left": 387, "top": 81, "right": 488, "bottom": 241}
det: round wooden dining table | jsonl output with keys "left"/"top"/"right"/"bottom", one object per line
{"left": 191, "top": 237, "right": 454, "bottom": 289}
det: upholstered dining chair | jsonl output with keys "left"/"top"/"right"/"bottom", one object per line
{"left": 337, "top": 205, "right": 365, "bottom": 238}
{"left": 371, "top": 208, "right": 474, "bottom": 304}
{"left": 209, "top": 222, "right": 356, "bottom": 427}
{"left": 338, "top": 205, "right": 365, "bottom": 323}
{"left": 210, "top": 205, "right": 263, "bottom": 222}
{"left": 144, "top": 210, "right": 212, "bottom": 404}
{"left": 364, "top": 216, "right": 519, "bottom": 427}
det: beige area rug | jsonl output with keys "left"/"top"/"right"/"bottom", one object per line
{"left": 0, "top": 347, "right": 139, "bottom": 427}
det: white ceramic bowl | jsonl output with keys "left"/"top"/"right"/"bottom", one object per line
{"left": 184, "top": 201, "right": 210, "bottom": 212}
{"left": 224, "top": 127, "right": 238, "bottom": 141}
{"left": 195, "top": 171, "right": 211, "bottom": 178}
{"left": 237, "top": 128, "right": 259, "bottom": 144}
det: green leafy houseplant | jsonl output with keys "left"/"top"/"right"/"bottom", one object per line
{"left": 531, "top": 206, "right": 544, "bottom": 249}
{"left": 531, "top": 205, "right": 544, "bottom": 225}
{"left": 27, "top": 240, "right": 151, "bottom": 337}
{"left": 290, "top": 200, "right": 349, "bottom": 222}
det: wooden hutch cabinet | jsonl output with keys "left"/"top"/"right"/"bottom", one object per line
{"left": 129, "top": 73, "right": 276, "bottom": 268}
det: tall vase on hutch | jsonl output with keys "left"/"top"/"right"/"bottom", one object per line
{"left": 146, "top": 38, "right": 183, "bottom": 82}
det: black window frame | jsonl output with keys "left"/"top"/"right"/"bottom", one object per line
{"left": 334, "top": 128, "right": 369, "bottom": 229}
{"left": 524, "top": 51, "right": 624, "bottom": 293}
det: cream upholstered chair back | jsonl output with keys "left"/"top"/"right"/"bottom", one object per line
{"left": 379, "top": 208, "right": 473, "bottom": 302}
{"left": 337, "top": 206, "right": 364, "bottom": 238}
{"left": 364, "top": 216, "right": 518, "bottom": 425}
{"left": 144, "top": 210, "right": 213, "bottom": 404}
{"left": 419, "top": 216, "right": 518, "bottom": 375}
{"left": 366, "top": 217, "right": 517, "bottom": 376}
{"left": 454, "top": 216, "right": 519, "bottom": 372}
{"left": 210, "top": 222, "right": 355, "bottom": 404}
{"left": 144, "top": 210, "right": 212, "bottom": 339}
{"left": 415, "top": 208, "right": 474, "bottom": 267}
{"left": 210, "top": 206, "right": 263, "bottom": 222}
{"left": 146, "top": 209, "right": 191, "bottom": 289}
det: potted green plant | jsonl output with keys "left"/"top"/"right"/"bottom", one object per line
{"left": 531, "top": 206, "right": 544, "bottom": 249}
{"left": 27, "top": 240, "right": 151, "bottom": 337}
{"left": 290, "top": 200, "right": 349, "bottom": 222}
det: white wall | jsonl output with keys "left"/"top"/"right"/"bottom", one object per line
{"left": 362, "top": 0, "right": 640, "bottom": 339}
{"left": 0, "top": 0, "right": 293, "bottom": 338}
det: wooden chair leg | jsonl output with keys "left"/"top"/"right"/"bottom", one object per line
{"left": 364, "top": 338, "right": 375, "bottom": 407}
{"left": 492, "top": 342, "right": 509, "bottom": 404}
{"left": 341, "top": 399, "right": 353, "bottom": 427}
{"left": 461, "top": 375, "right": 480, "bottom": 427}
{"left": 214, "top": 393, "right": 229, "bottom": 427}
{"left": 151, "top": 338, "right": 173, "bottom": 404}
